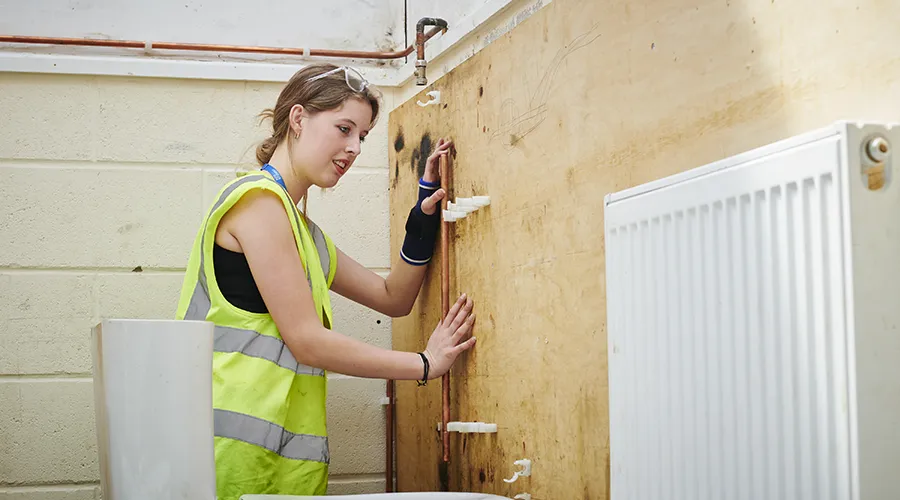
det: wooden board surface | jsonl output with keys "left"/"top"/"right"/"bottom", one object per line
{"left": 389, "top": 0, "right": 900, "bottom": 498}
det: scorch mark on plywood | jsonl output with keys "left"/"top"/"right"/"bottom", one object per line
{"left": 410, "top": 133, "right": 433, "bottom": 179}
{"left": 490, "top": 23, "right": 603, "bottom": 150}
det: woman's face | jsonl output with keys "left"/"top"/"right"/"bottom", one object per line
{"left": 291, "top": 99, "right": 373, "bottom": 188}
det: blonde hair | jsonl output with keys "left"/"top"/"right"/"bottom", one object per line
{"left": 255, "top": 63, "right": 381, "bottom": 165}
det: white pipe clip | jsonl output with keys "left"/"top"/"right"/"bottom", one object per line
{"left": 449, "top": 201, "right": 477, "bottom": 213}
{"left": 503, "top": 459, "right": 532, "bottom": 483}
{"left": 417, "top": 90, "right": 441, "bottom": 107}
{"left": 445, "top": 421, "right": 498, "bottom": 433}
{"left": 472, "top": 196, "right": 491, "bottom": 207}
{"left": 444, "top": 194, "right": 490, "bottom": 222}
{"left": 455, "top": 198, "right": 478, "bottom": 211}
{"left": 442, "top": 209, "right": 467, "bottom": 222}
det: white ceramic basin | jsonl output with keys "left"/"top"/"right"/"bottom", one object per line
{"left": 240, "top": 494, "right": 513, "bottom": 500}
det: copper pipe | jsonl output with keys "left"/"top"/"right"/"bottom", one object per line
{"left": 414, "top": 18, "right": 448, "bottom": 85}
{"left": 0, "top": 26, "right": 443, "bottom": 60}
{"left": 415, "top": 18, "right": 448, "bottom": 60}
{"left": 385, "top": 379, "right": 394, "bottom": 492}
{"left": 439, "top": 152, "right": 451, "bottom": 467}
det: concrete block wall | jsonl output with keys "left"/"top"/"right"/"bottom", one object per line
{"left": 0, "top": 72, "right": 395, "bottom": 497}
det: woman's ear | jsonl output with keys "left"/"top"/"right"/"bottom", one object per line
{"left": 289, "top": 104, "right": 305, "bottom": 138}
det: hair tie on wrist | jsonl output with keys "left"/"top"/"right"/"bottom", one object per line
{"left": 417, "top": 352, "right": 429, "bottom": 386}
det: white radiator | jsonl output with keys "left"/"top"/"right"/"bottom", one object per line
{"left": 604, "top": 121, "right": 900, "bottom": 500}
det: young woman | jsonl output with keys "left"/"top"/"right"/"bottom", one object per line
{"left": 176, "top": 63, "right": 476, "bottom": 499}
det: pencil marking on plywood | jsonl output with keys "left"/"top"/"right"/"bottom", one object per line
{"left": 491, "top": 23, "right": 603, "bottom": 150}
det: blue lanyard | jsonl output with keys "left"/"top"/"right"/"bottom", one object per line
{"left": 261, "top": 163, "right": 287, "bottom": 190}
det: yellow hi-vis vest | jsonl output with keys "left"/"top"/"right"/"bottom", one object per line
{"left": 175, "top": 171, "right": 338, "bottom": 499}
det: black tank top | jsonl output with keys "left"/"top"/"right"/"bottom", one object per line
{"left": 213, "top": 243, "right": 268, "bottom": 313}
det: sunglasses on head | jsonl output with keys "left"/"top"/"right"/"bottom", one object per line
{"left": 307, "top": 66, "right": 369, "bottom": 93}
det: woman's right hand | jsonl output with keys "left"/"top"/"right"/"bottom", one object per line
{"left": 422, "top": 137, "right": 453, "bottom": 184}
{"left": 423, "top": 293, "right": 476, "bottom": 379}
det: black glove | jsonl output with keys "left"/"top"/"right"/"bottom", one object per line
{"left": 400, "top": 178, "right": 441, "bottom": 265}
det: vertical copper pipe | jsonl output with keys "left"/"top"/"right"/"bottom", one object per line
{"left": 416, "top": 30, "right": 426, "bottom": 61}
{"left": 439, "top": 153, "right": 451, "bottom": 467}
{"left": 385, "top": 379, "right": 394, "bottom": 492}
{"left": 414, "top": 18, "right": 447, "bottom": 85}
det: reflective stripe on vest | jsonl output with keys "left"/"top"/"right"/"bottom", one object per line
{"left": 306, "top": 219, "right": 331, "bottom": 282}
{"left": 215, "top": 326, "right": 324, "bottom": 377}
{"left": 214, "top": 408, "right": 329, "bottom": 464}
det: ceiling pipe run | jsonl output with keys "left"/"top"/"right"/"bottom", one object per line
{"left": 0, "top": 17, "right": 448, "bottom": 85}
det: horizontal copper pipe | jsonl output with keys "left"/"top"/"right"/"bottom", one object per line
{"left": 0, "top": 26, "right": 444, "bottom": 60}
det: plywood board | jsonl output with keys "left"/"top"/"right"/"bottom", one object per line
{"left": 389, "top": 0, "right": 900, "bottom": 498}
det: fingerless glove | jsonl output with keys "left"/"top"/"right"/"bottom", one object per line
{"left": 400, "top": 178, "right": 441, "bottom": 265}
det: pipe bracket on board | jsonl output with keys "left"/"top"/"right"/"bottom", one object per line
{"left": 417, "top": 90, "right": 441, "bottom": 107}
{"left": 503, "top": 459, "right": 532, "bottom": 483}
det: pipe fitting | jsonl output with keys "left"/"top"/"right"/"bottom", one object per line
{"left": 415, "top": 17, "right": 448, "bottom": 86}
{"left": 415, "top": 60, "right": 428, "bottom": 86}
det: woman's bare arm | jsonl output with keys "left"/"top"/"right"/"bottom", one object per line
{"left": 219, "top": 188, "right": 475, "bottom": 380}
